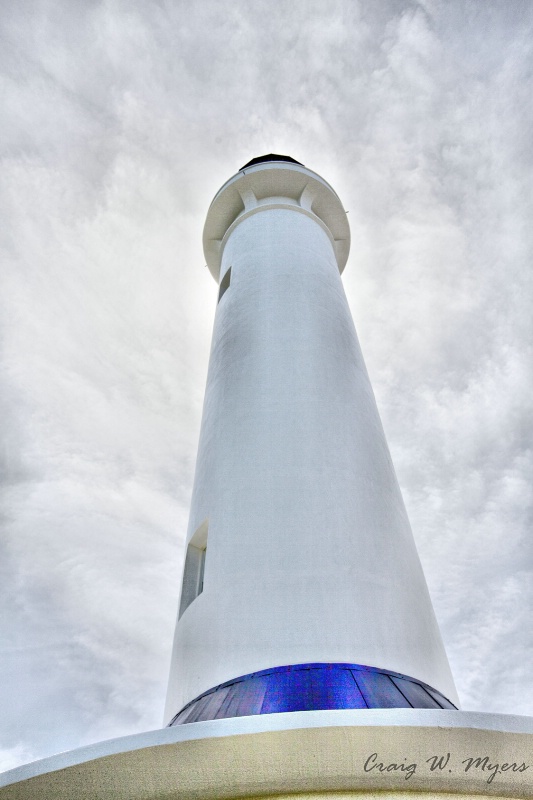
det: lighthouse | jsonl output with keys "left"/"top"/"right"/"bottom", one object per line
{"left": 165, "top": 154, "right": 458, "bottom": 724}
{"left": 5, "top": 156, "right": 533, "bottom": 800}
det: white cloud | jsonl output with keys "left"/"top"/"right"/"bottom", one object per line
{"left": 1, "top": 0, "right": 532, "bottom": 768}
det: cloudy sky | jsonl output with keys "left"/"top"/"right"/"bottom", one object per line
{"left": 1, "top": 0, "right": 532, "bottom": 771}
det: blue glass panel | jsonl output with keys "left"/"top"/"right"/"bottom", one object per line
{"left": 423, "top": 684, "right": 457, "bottom": 709}
{"left": 308, "top": 665, "right": 367, "bottom": 710}
{"left": 171, "top": 702, "right": 196, "bottom": 724}
{"left": 351, "top": 670, "right": 411, "bottom": 708}
{"left": 233, "top": 675, "right": 270, "bottom": 717}
{"left": 197, "top": 685, "right": 231, "bottom": 719}
{"left": 215, "top": 682, "right": 246, "bottom": 718}
{"left": 390, "top": 676, "right": 441, "bottom": 709}
{"left": 178, "top": 691, "right": 217, "bottom": 723}
{"left": 167, "top": 662, "right": 457, "bottom": 725}
{"left": 260, "top": 666, "right": 313, "bottom": 713}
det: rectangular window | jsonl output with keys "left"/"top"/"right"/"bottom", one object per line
{"left": 218, "top": 266, "right": 231, "bottom": 302}
{"left": 178, "top": 520, "right": 208, "bottom": 618}
{"left": 197, "top": 547, "right": 206, "bottom": 595}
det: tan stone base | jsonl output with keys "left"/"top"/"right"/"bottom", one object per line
{"left": 253, "top": 796, "right": 522, "bottom": 800}
{"left": 248, "top": 796, "right": 520, "bottom": 800}
{"left": 2, "top": 709, "right": 533, "bottom": 799}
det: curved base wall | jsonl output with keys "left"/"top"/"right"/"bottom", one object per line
{"left": 2, "top": 710, "right": 533, "bottom": 799}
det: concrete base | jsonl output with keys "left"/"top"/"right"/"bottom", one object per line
{"left": 2, "top": 710, "right": 533, "bottom": 799}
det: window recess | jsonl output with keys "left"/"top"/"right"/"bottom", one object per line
{"left": 178, "top": 520, "right": 208, "bottom": 618}
{"left": 218, "top": 267, "right": 231, "bottom": 302}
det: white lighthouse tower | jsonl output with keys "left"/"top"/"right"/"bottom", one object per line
{"left": 165, "top": 154, "right": 458, "bottom": 724}
{"left": 5, "top": 155, "right": 533, "bottom": 800}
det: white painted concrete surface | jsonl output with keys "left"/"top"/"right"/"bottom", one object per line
{"left": 165, "top": 160, "right": 458, "bottom": 722}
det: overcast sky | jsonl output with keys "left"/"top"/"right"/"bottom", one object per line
{"left": 1, "top": 0, "right": 532, "bottom": 771}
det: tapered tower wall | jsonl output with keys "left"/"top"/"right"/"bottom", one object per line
{"left": 165, "top": 159, "right": 457, "bottom": 722}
